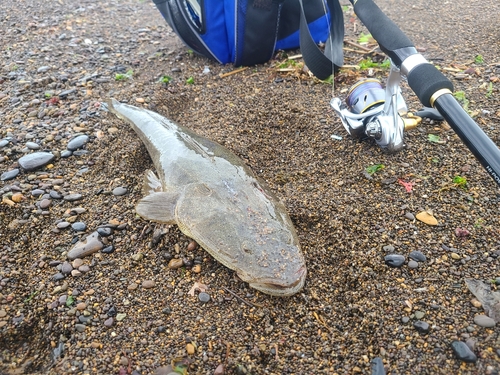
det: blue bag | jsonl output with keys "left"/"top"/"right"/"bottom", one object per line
{"left": 151, "top": 0, "right": 344, "bottom": 78}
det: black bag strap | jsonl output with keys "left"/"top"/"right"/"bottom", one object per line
{"left": 238, "top": 0, "right": 286, "bottom": 66}
{"left": 298, "top": 0, "right": 344, "bottom": 80}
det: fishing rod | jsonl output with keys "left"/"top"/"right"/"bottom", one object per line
{"left": 332, "top": 0, "right": 500, "bottom": 187}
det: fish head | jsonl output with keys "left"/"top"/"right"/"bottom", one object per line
{"left": 177, "top": 181, "right": 307, "bottom": 297}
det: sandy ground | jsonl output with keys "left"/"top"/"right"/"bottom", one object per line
{"left": 1, "top": 0, "right": 499, "bottom": 374}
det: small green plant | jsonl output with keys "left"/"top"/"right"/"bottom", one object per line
{"left": 474, "top": 218, "right": 484, "bottom": 229}
{"left": 342, "top": 5, "right": 349, "bottom": 11}
{"left": 431, "top": 156, "right": 440, "bottom": 163}
{"left": 278, "top": 59, "right": 297, "bottom": 69}
{"left": 322, "top": 75, "right": 334, "bottom": 84}
{"left": 452, "top": 175, "right": 467, "bottom": 189}
{"left": 11, "top": 64, "right": 19, "bottom": 71}
{"left": 474, "top": 54, "right": 484, "bottom": 64}
{"left": 158, "top": 75, "right": 172, "bottom": 84}
{"left": 357, "top": 32, "right": 372, "bottom": 44}
{"left": 115, "top": 69, "right": 134, "bottom": 81}
{"left": 187, "top": 49, "right": 194, "bottom": 56}
{"left": 358, "top": 58, "right": 390, "bottom": 70}
{"left": 186, "top": 76, "right": 195, "bottom": 84}
{"left": 453, "top": 90, "right": 469, "bottom": 111}
{"left": 427, "top": 134, "right": 444, "bottom": 144}
{"left": 44, "top": 92, "right": 52, "bottom": 98}
{"left": 365, "top": 164, "right": 384, "bottom": 175}
{"left": 66, "top": 295, "right": 75, "bottom": 307}
{"left": 486, "top": 82, "right": 494, "bottom": 98}
{"left": 24, "top": 290, "right": 38, "bottom": 303}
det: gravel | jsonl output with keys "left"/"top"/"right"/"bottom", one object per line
{"left": 1, "top": 0, "right": 499, "bottom": 374}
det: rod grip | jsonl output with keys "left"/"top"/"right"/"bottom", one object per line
{"left": 352, "top": 0, "right": 414, "bottom": 65}
{"left": 407, "top": 63, "right": 454, "bottom": 107}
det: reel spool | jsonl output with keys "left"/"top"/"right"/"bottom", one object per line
{"left": 346, "top": 79, "right": 386, "bottom": 114}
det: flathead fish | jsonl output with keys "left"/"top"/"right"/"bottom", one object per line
{"left": 107, "top": 99, "right": 306, "bottom": 296}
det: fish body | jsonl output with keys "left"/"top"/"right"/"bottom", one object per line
{"left": 107, "top": 99, "right": 306, "bottom": 296}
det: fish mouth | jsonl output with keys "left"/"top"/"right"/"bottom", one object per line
{"left": 248, "top": 266, "right": 307, "bottom": 297}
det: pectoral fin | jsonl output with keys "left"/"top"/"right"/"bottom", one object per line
{"left": 136, "top": 192, "right": 178, "bottom": 223}
{"left": 143, "top": 169, "right": 163, "bottom": 195}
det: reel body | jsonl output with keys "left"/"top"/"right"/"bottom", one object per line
{"left": 331, "top": 63, "right": 407, "bottom": 153}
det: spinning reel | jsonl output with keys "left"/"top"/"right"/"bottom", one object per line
{"left": 331, "top": 62, "right": 411, "bottom": 153}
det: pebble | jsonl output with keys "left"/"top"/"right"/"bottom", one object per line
{"left": 75, "top": 324, "right": 86, "bottom": 332}
{"left": 26, "top": 142, "right": 40, "bottom": 150}
{"left": 409, "top": 251, "right": 427, "bottom": 262}
{"left": 473, "top": 314, "right": 496, "bottom": 327}
{"left": 50, "top": 190, "right": 63, "bottom": 199}
{"left": 72, "top": 259, "right": 84, "bottom": 268}
{"left": 67, "top": 231, "right": 103, "bottom": 260}
{"left": 131, "top": 253, "right": 144, "bottom": 261}
{"left": 198, "top": 292, "right": 210, "bottom": 303}
{"left": 401, "top": 317, "right": 410, "bottom": 324}
{"left": 371, "top": 357, "right": 385, "bottom": 375}
{"left": 407, "top": 260, "right": 418, "bottom": 269}
{"left": 61, "top": 262, "right": 73, "bottom": 275}
{"left": 128, "top": 283, "right": 138, "bottom": 291}
{"left": 101, "top": 245, "right": 115, "bottom": 254}
{"left": 57, "top": 221, "right": 71, "bottom": 229}
{"left": 31, "top": 189, "right": 45, "bottom": 197}
{"left": 53, "top": 272, "right": 66, "bottom": 281}
{"left": 11, "top": 193, "right": 24, "bottom": 203}
{"left": 186, "top": 343, "right": 195, "bottom": 355}
{"left": 214, "top": 364, "right": 224, "bottom": 375}
{"left": 61, "top": 150, "right": 73, "bottom": 158}
{"left": 450, "top": 340, "right": 477, "bottom": 363}
{"left": 64, "top": 193, "right": 83, "bottom": 202}
{"left": 413, "top": 320, "right": 430, "bottom": 334}
{"left": 112, "top": 186, "right": 128, "bottom": 196}
{"left": 18, "top": 152, "right": 55, "bottom": 171}
{"left": 104, "top": 317, "right": 114, "bottom": 327}
{"left": 39, "top": 199, "right": 52, "bottom": 209}
{"left": 76, "top": 302, "right": 87, "bottom": 310}
{"left": 1, "top": 169, "right": 20, "bottom": 181}
{"left": 142, "top": 280, "right": 156, "bottom": 289}
{"left": 192, "top": 264, "right": 202, "bottom": 273}
{"left": 78, "top": 265, "right": 90, "bottom": 273}
{"left": 382, "top": 245, "right": 394, "bottom": 252}
{"left": 404, "top": 212, "right": 415, "bottom": 221}
{"left": 97, "top": 227, "right": 113, "bottom": 237}
{"left": 466, "top": 338, "right": 477, "bottom": 351}
{"left": 116, "top": 313, "right": 126, "bottom": 322}
{"left": 71, "top": 222, "right": 87, "bottom": 231}
{"left": 37, "top": 66, "right": 51, "bottom": 73}
{"left": 67, "top": 135, "right": 89, "bottom": 151}
{"left": 471, "top": 299, "right": 482, "bottom": 308}
{"left": 414, "top": 311, "right": 425, "bottom": 319}
{"left": 59, "top": 89, "right": 75, "bottom": 97}
{"left": 415, "top": 211, "right": 438, "bottom": 226}
{"left": 384, "top": 254, "right": 405, "bottom": 268}
{"left": 0, "top": 139, "right": 10, "bottom": 148}
{"left": 168, "top": 258, "right": 184, "bottom": 269}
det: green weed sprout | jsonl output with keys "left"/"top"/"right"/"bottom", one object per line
{"left": 115, "top": 69, "right": 134, "bottom": 81}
